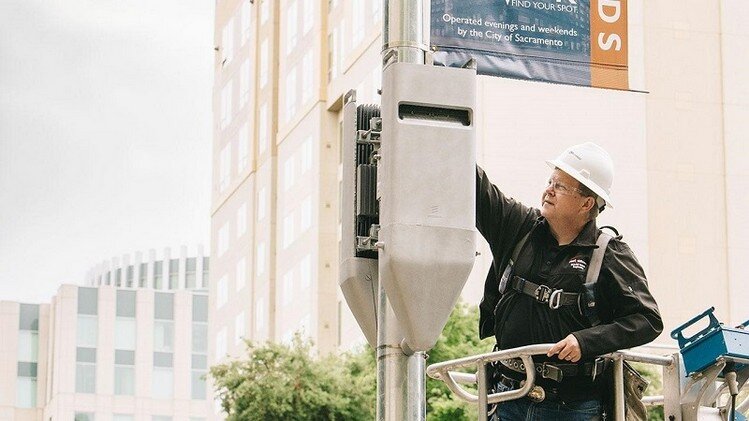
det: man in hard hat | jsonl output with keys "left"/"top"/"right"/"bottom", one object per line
{"left": 476, "top": 142, "right": 662, "bottom": 420}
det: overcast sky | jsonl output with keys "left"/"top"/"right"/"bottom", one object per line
{"left": 0, "top": 0, "right": 215, "bottom": 303}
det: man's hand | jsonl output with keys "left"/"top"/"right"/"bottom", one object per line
{"left": 547, "top": 334, "right": 582, "bottom": 362}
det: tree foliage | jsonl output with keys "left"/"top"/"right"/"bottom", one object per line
{"left": 209, "top": 300, "right": 492, "bottom": 420}
{"left": 209, "top": 335, "right": 376, "bottom": 420}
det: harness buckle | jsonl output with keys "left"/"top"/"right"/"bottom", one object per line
{"left": 534, "top": 285, "right": 552, "bottom": 303}
{"left": 548, "top": 289, "right": 563, "bottom": 309}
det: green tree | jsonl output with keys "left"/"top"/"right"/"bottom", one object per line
{"left": 209, "top": 335, "right": 376, "bottom": 420}
{"left": 209, "top": 300, "right": 491, "bottom": 420}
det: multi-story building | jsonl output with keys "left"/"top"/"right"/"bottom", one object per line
{"left": 0, "top": 249, "right": 210, "bottom": 421}
{"left": 209, "top": 0, "right": 747, "bottom": 417}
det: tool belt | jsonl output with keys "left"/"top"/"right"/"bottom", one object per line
{"left": 508, "top": 276, "right": 581, "bottom": 310}
{"left": 499, "top": 357, "right": 608, "bottom": 382}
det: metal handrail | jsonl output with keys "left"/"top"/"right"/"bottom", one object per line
{"left": 427, "top": 345, "right": 677, "bottom": 421}
{"left": 426, "top": 344, "right": 553, "bottom": 407}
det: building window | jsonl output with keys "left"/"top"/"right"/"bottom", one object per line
{"left": 76, "top": 347, "right": 96, "bottom": 393}
{"left": 202, "top": 257, "right": 210, "bottom": 288}
{"left": 258, "top": 103, "right": 268, "bottom": 154}
{"left": 235, "top": 312, "right": 246, "bottom": 345}
{"left": 284, "top": 155, "right": 296, "bottom": 191}
{"left": 255, "top": 298, "right": 265, "bottom": 333}
{"left": 18, "top": 331, "right": 39, "bottom": 362}
{"left": 221, "top": 79, "right": 234, "bottom": 129}
{"left": 283, "top": 213, "right": 295, "bottom": 249}
{"left": 16, "top": 375, "right": 36, "bottom": 408}
{"left": 219, "top": 142, "right": 231, "bottom": 191}
{"left": 75, "top": 413, "right": 95, "bottom": 421}
{"left": 78, "top": 287, "right": 98, "bottom": 315}
{"left": 193, "top": 294, "right": 209, "bottom": 323}
{"left": 126, "top": 265, "right": 134, "bottom": 287}
{"left": 236, "top": 203, "right": 247, "bottom": 237}
{"left": 191, "top": 369, "right": 207, "bottom": 400}
{"left": 218, "top": 222, "right": 229, "bottom": 257}
{"left": 241, "top": 1, "right": 252, "bottom": 44}
{"left": 261, "top": 0, "right": 269, "bottom": 24}
{"left": 154, "top": 321, "right": 175, "bottom": 352}
{"left": 168, "top": 259, "right": 179, "bottom": 290}
{"left": 192, "top": 322, "right": 208, "bottom": 354}
{"left": 217, "top": 275, "right": 228, "bottom": 308}
{"left": 283, "top": 270, "right": 293, "bottom": 306}
{"left": 216, "top": 327, "right": 228, "bottom": 359}
{"left": 238, "top": 123, "right": 249, "bottom": 172}
{"left": 153, "top": 261, "right": 163, "bottom": 289}
{"left": 152, "top": 367, "right": 173, "bottom": 399}
{"left": 301, "top": 197, "right": 312, "bottom": 232}
{"left": 192, "top": 293, "right": 209, "bottom": 399}
{"left": 236, "top": 257, "right": 247, "bottom": 291}
{"left": 303, "top": 0, "right": 314, "bottom": 34}
{"left": 300, "top": 254, "right": 312, "bottom": 289}
{"left": 17, "top": 304, "right": 39, "bottom": 408}
{"left": 221, "top": 17, "right": 234, "bottom": 65}
{"left": 257, "top": 187, "right": 267, "bottom": 220}
{"left": 327, "top": 29, "right": 337, "bottom": 82}
{"left": 114, "top": 350, "right": 135, "bottom": 395}
{"left": 352, "top": 0, "right": 364, "bottom": 47}
{"left": 302, "top": 51, "right": 313, "bottom": 103}
{"left": 154, "top": 292, "right": 174, "bottom": 320}
{"left": 77, "top": 315, "right": 98, "bottom": 348}
{"left": 240, "top": 59, "right": 250, "bottom": 108}
{"left": 257, "top": 242, "right": 266, "bottom": 276}
{"left": 286, "top": 1, "right": 298, "bottom": 55}
{"left": 114, "top": 318, "right": 136, "bottom": 350}
{"left": 75, "top": 296, "right": 97, "bottom": 394}
{"left": 186, "top": 258, "right": 197, "bottom": 289}
{"left": 285, "top": 66, "right": 297, "bottom": 122}
{"left": 301, "top": 137, "right": 313, "bottom": 173}
{"left": 139, "top": 262, "right": 148, "bottom": 287}
{"left": 260, "top": 39, "right": 269, "bottom": 88}
{"left": 191, "top": 355, "right": 207, "bottom": 399}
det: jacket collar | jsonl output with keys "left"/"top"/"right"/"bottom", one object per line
{"left": 535, "top": 217, "right": 598, "bottom": 248}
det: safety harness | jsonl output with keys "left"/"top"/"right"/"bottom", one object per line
{"left": 494, "top": 226, "right": 617, "bottom": 383}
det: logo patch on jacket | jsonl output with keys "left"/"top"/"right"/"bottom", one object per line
{"left": 568, "top": 256, "right": 587, "bottom": 271}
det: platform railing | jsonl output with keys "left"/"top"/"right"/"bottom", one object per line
{"left": 426, "top": 344, "right": 677, "bottom": 421}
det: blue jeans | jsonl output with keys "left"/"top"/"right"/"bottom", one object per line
{"left": 489, "top": 382, "right": 603, "bottom": 421}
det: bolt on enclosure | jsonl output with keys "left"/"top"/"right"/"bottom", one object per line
{"left": 379, "top": 62, "right": 477, "bottom": 352}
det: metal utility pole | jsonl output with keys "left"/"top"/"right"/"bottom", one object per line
{"left": 377, "top": 2, "right": 430, "bottom": 420}
{"left": 339, "top": 2, "right": 476, "bottom": 421}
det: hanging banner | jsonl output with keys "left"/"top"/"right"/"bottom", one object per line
{"left": 431, "top": 0, "right": 629, "bottom": 90}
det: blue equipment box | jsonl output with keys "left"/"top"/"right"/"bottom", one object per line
{"left": 671, "top": 307, "right": 749, "bottom": 376}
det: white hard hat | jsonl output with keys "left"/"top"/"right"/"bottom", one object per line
{"left": 546, "top": 142, "right": 614, "bottom": 210}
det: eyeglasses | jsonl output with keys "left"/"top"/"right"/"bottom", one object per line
{"left": 546, "top": 178, "right": 585, "bottom": 196}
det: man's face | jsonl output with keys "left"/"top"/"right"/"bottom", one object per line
{"left": 540, "top": 169, "right": 588, "bottom": 223}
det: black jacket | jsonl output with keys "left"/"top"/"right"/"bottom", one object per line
{"left": 476, "top": 166, "right": 663, "bottom": 360}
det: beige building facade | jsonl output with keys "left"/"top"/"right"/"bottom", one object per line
{"left": 0, "top": 250, "right": 210, "bottom": 421}
{"left": 208, "top": 0, "right": 748, "bottom": 416}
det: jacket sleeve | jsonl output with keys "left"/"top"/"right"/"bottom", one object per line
{"left": 476, "top": 165, "right": 538, "bottom": 339}
{"left": 572, "top": 240, "right": 663, "bottom": 358}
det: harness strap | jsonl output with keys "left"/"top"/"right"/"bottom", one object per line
{"left": 582, "top": 231, "right": 614, "bottom": 326}
{"left": 509, "top": 276, "right": 580, "bottom": 309}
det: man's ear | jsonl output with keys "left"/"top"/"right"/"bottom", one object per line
{"left": 581, "top": 196, "right": 595, "bottom": 213}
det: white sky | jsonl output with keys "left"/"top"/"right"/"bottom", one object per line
{"left": 0, "top": 0, "right": 215, "bottom": 303}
